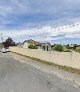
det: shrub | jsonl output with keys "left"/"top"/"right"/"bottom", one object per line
{"left": 54, "top": 44, "right": 63, "bottom": 52}
{"left": 28, "top": 45, "right": 38, "bottom": 49}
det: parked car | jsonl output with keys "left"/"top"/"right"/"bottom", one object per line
{"left": 1, "top": 48, "right": 9, "bottom": 53}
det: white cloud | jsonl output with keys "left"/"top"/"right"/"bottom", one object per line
{"left": 1, "top": 21, "right": 80, "bottom": 42}
{"left": 0, "top": 0, "right": 80, "bottom": 43}
{"left": 0, "top": 0, "right": 80, "bottom": 18}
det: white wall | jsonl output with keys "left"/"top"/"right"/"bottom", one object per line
{"left": 9, "top": 47, "right": 80, "bottom": 70}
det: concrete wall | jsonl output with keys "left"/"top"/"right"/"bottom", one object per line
{"left": 9, "top": 47, "right": 80, "bottom": 70}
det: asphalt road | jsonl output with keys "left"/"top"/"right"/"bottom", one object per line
{"left": 0, "top": 53, "right": 80, "bottom": 92}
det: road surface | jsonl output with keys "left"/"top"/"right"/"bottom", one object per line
{"left": 0, "top": 53, "right": 80, "bottom": 92}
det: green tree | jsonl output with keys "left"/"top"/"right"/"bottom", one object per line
{"left": 28, "top": 45, "right": 38, "bottom": 49}
{"left": 54, "top": 44, "right": 63, "bottom": 52}
{"left": 3, "top": 37, "right": 16, "bottom": 48}
{"left": 66, "top": 44, "right": 70, "bottom": 49}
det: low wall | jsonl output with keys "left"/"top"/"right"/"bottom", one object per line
{"left": 9, "top": 47, "right": 80, "bottom": 70}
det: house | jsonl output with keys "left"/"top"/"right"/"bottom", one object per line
{"left": 41, "top": 42, "right": 51, "bottom": 51}
{"left": 23, "top": 41, "right": 29, "bottom": 48}
{"left": 35, "top": 42, "right": 42, "bottom": 49}
{"left": 65, "top": 44, "right": 80, "bottom": 49}
{"left": 23, "top": 40, "right": 29, "bottom": 48}
{"left": 23, "top": 39, "right": 38, "bottom": 48}
{"left": 23, "top": 39, "right": 51, "bottom": 51}
{"left": 76, "top": 45, "right": 80, "bottom": 49}
{"left": 69, "top": 44, "right": 78, "bottom": 49}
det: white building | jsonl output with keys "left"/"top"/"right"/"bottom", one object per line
{"left": 23, "top": 41, "right": 29, "bottom": 48}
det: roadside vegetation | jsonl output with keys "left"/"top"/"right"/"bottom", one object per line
{"left": 28, "top": 44, "right": 38, "bottom": 49}
{"left": 0, "top": 43, "right": 3, "bottom": 49}
{"left": 72, "top": 49, "right": 80, "bottom": 53}
{"left": 54, "top": 44, "right": 63, "bottom": 52}
{"left": 53, "top": 44, "right": 71, "bottom": 52}
{"left": 63, "top": 48, "right": 71, "bottom": 52}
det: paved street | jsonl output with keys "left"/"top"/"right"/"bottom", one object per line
{"left": 0, "top": 53, "right": 80, "bottom": 92}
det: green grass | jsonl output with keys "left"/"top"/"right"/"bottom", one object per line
{"left": 72, "top": 49, "right": 80, "bottom": 53}
{"left": 63, "top": 48, "right": 71, "bottom": 52}
{"left": 10, "top": 52, "right": 80, "bottom": 75}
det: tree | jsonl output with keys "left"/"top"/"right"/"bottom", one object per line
{"left": 3, "top": 37, "right": 16, "bottom": 48}
{"left": 66, "top": 44, "right": 70, "bottom": 49}
{"left": 28, "top": 44, "right": 38, "bottom": 49}
{"left": 54, "top": 44, "right": 63, "bottom": 52}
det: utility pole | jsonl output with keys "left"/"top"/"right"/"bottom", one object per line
{"left": 0, "top": 33, "right": 3, "bottom": 43}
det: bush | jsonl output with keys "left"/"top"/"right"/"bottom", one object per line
{"left": 54, "top": 44, "right": 63, "bottom": 52}
{"left": 28, "top": 45, "right": 38, "bottom": 49}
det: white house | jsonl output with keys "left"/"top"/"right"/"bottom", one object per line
{"left": 23, "top": 41, "right": 29, "bottom": 48}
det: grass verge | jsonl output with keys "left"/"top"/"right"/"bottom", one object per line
{"left": 9, "top": 52, "right": 80, "bottom": 75}
{"left": 72, "top": 49, "right": 80, "bottom": 53}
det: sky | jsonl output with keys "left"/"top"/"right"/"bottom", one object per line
{"left": 0, "top": 0, "right": 80, "bottom": 44}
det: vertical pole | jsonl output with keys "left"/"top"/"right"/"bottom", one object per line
{"left": 0, "top": 33, "right": 3, "bottom": 43}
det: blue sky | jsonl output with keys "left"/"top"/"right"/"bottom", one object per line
{"left": 0, "top": 0, "right": 80, "bottom": 44}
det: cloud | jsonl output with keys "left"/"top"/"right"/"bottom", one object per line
{"left": 0, "top": 0, "right": 80, "bottom": 43}
{"left": 0, "top": 0, "right": 80, "bottom": 28}
{"left": 1, "top": 21, "right": 80, "bottom": 43}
